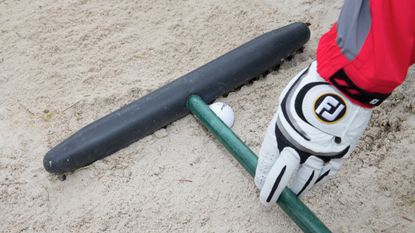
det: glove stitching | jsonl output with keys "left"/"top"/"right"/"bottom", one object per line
{"left": 315, "top": 169, "right": 330, "bottom": 184}
{"left": 266, "top": 165, "right": 287, "bottom": 202}
{"left": 296, "top": 170, "right": 315, "bottom": 197}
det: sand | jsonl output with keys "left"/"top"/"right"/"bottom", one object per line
{"left": 1, "top": 0, "right": 414, "bottom": 232}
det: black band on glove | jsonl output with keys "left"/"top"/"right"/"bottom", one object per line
{"left": 329, "top": 69, "right": 390, "bottom": 107}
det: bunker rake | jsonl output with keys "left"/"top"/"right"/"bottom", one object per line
{"left": 43, "top": 22, "right": 332, "bottom": 232}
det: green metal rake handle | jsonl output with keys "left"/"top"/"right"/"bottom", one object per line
{"left": 187, "top": 95, "right": 331, "bottom": 233}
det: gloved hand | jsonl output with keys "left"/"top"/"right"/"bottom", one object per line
{"left": 254, "top": 61, "right": 372, "bottom": 205}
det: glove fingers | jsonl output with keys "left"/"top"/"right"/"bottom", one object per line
{"left": 259, "top": 147, "right": 300, "bottom": 206}
{"left": 315, "top": 158, "right": 345, "bottom": 185}
{"left": 290, "top": 156, "right": 324, "bottom": 197}
{"left": 255, "top": 116, "right": 279, "bottom": 189}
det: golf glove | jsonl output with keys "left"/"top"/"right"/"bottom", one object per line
{"left": 255, "top": 61, "right": 371, "bottom": 205}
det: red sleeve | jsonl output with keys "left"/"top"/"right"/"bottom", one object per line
{"left": 316, "top": 0, "right": 415, "bottom": 107}
{"left": 412, "top": 42, "right": 415, "bottom": 64}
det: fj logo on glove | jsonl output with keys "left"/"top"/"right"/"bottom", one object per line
{"left": 314, "top": 94, "right": 346, "bottom": 123}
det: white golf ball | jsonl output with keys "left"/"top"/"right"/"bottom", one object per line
{"left": 209, "top": 102, "right": 235, "bottom": 128}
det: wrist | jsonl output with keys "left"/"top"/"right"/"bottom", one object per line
{"left": 326, "top": 68, "right": 391, "bottom": 108}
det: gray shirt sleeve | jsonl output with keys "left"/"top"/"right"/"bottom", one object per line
{"left": 336, "top": 0, "right": 371, "bottom": 60}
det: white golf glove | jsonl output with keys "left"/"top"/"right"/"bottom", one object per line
{"left": 255, "top": 61, "right": 372, "bottom": 205}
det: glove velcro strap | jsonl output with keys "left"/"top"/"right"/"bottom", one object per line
{"left": 329, "top": 69, "right": 391, "bottom": 107}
